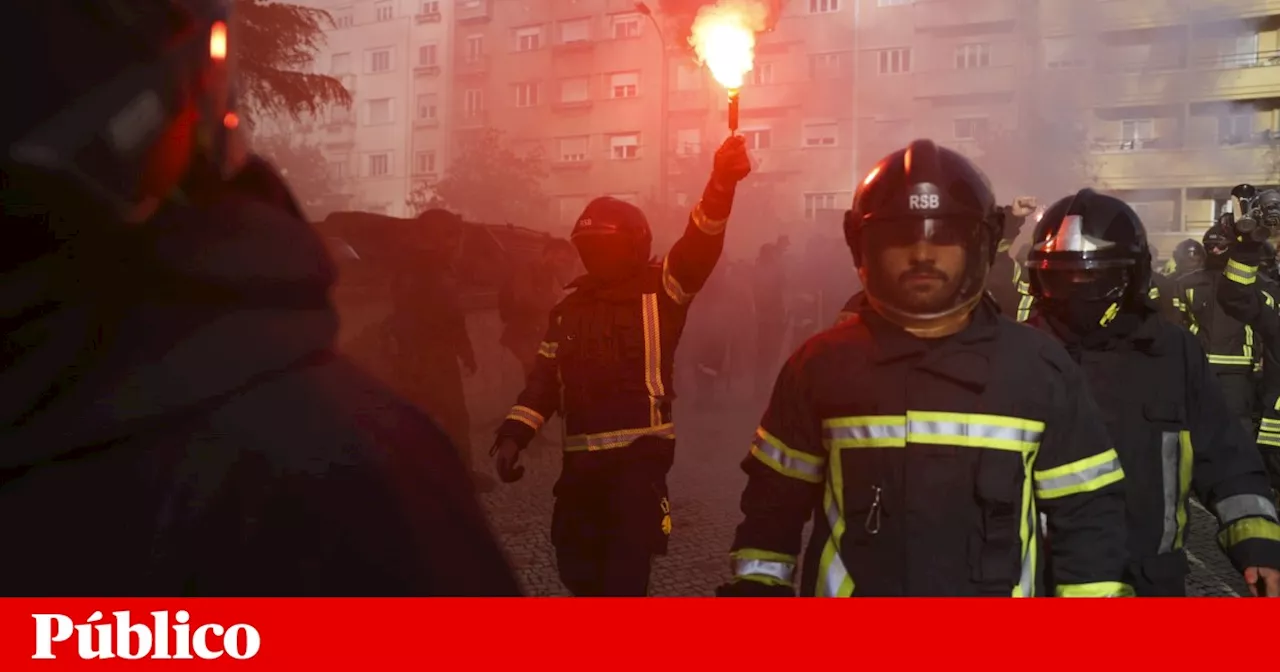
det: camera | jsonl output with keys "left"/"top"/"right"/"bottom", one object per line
{"left": 1219, "top": 183, "right": 1280, "bottom": 243}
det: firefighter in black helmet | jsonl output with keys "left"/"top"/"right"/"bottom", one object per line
{"left": 1023, "top": 189, "right": 1280, "bottom": 597}
{"left": 718, "top": 140, "right": 1131, "bottom": 597}
{"left": 490, "top": 136, "right": 752, "bottom": 596}
{"left": 1175, "top": 225, "right": 1261, "bottom": 436}
{"left": 1172, "top": 239, "right": 1206, "bottom": 280}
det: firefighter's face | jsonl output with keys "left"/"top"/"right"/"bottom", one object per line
{"left": 877, "top": 237, "right": 967, "bottom": 314}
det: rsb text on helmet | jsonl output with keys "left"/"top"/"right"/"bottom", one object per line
{"left": 31, "top": 610, "right": 260, "bottom": 660}
{"left": 908, "top": 194, "right": 940, "bottom": 210}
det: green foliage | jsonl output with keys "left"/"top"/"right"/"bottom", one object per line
{"left": 234, "top": 0, "right": 351, "bottom": 124}
{"left": 433, "top": 128, "right": 550, "bottom": 225}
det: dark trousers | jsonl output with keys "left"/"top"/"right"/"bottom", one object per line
{"left": 551, "top": 437, "right": 674, "bottom": 597}
{"left": 1262, "top": 448, "right": 1280, "bottom": 498}
{"left": 1126, "top": 552, "right": 1189, "bottom": 597}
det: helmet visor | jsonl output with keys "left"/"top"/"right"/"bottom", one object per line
{"left": 861, "top": 218, "right": 988, "bottom": 320}
{"left": 1031, "top": 266, "right": 1131, "bottom": 302}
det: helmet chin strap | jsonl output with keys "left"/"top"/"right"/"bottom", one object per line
{"left": 868, "top": 291, "right": 982, "bottom": 339}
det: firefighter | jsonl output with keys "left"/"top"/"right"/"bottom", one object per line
{"left": 719, "top": 140, "right": 1131, "bottom": 597}
{"left": 986, "top": 196, "right": 1038, "bottom": 317}
{"left": 489, "top": 135, "right": 753, "bottom": 596}
{"left": 499, "top": 238, "right": 578, "bottom": 378}
{"left": 1176, "top": 227, "right": 1260, "bottom": 437}
{"left": 1023, "top": 189, "right": 1280, "bottom": 597}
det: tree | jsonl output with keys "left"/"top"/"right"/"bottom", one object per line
{"left": 234, "top": 0, "right": 351, "bottom": 124}
{"left": 253, "top": 133, "right": 350, "bottom": 219}
{"left": 433, "top": 128, "right": 550, "bottom": 226}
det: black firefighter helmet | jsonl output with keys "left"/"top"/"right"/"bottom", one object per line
{"left": 843, "top": 139, "right": 1002, "bottom": 334}
{"left": 1026, "top": 189, "right": 1150, "bottom": 316}
{"left": 1203, "top": 225, "right": 1231, "bottom": 265}
{"left": 1172, "top": 238, "right": 1205, "bottom": 273}
{"left": 570, "top": 196, "right": 652, "bottom": 283}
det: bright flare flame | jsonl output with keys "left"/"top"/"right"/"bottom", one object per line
{"left": 210, "top": 21, "right": 228, "bottom": 61}
{"left": 688, "top": 0, "right": 768, "bottom": 90}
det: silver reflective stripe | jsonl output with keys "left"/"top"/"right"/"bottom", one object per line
{"left": 1035, "top": 453, "right": 1124, "bottom": 495}
{"left": 817, "top": 497, "right": 851, "bottom": 597}
{"left": 752, "top": 430, "right": 824, "bottom": 481}
{"left": 1017, "top": 492, "right": 1037, "bottom": 598}
{"left": 1214, "top": 494, "right": 1279, "bottom": 525}
{"left": 823, "top": 423, "right": 906, "bottom": 442}
{"left": 907, "top": 419, "right": 1042, "bottom": 445}
{"left": 734, "top": 558, "right": 795, "bottom": 584}
{"left": 1158, "top": 431, "right": 1180, "bottom": 554}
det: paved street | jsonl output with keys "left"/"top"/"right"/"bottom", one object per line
{"left": 473, "top": 388, "right": 1251, "bottom": 597}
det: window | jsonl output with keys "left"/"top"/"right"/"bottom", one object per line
{"left": 558, "top": 136, "right": 590, "bottom": 162}
{"left": 370, "top": 48, "right": 392, "bottom": 73}
{"left": 1225, "top": 33, "right": 1260, "bottom": 67}
{"left": 1043, "top": 37, "right": 1086, "bottom": 69}
{"left": 955, "top": 43, "right": 990, "bottom": 69}
{"left": 327, "top": 159, "right": 348, "bottom": 180}
{"left": 417, "top": 93, "right": 438, "bottom": 121}
{"left": 611, "top": 13, "right": 641, "bottom": 39}
{"left": 1120, "top": 118, "right": 1154, "bottom": 149}
{"left": 561, "top": 18, "right": 590, "bottom": 43}
{"left": 368, "top": 153, "right": 390, "bottom": 177}
{"left": 610, "top": 133, "right": 640, "bottom": 159}
{"left": 953, "top": 117, "right": 989, "bottom": 140}
{"left": 367, "top": 98, "right": 393, "bottom": 125}
{"left": 804, "top": 193, "right": 848, "bottom": 220}
{"left": 675, "top": 63, "right": 703, "bottom": 90}
{"left": 610, "top": 72, "right": 639, "bottom": 98}
{"left": 414, "top": 151, "right": 437, "bottom": 175}
{"left": 877, "top": 0, "right": 911, "bottom": 5}
{"left": 375, "top": 2, "right": 393, "bottom": 21}
{"left": 809, "top": 0, "right": 839, "bottom": 14}
{"left": 1219, "top": 114, "right": 1253, "bottom": 144}
{"left": 803, "top": 122, "right": 838, "bottom": 146}
{"left": 742, "top": 128, "right": 772, "bottom": 150}
{"left": 560, "top": 77, "right": 589, "bottom": 103}
{"left": 418, "top": 44, "right": 438, "bottom": 66}
{"left": 331, "top": 52, "right": 352, "bottom": 74}
{"left": 749, "top": 63, "right": 774, "bottom": 86}
{"left": 421, "top": 0, "right": 440, "bottom": 14}
{"left": 515, "top": 82, "right": 539, "bottom": 107}
{"left": 464, "top": 89, "right": 484, "bottom": 117}
{"left": 675, "top": 128, "right": 702, "bottom": 155}
{"left": 467, "top": 35, "right": 485, "bottom": 61}
{"left": 335, "top": 9, "right": 354, "bottom": 28}
{"left": 877, "top": 48, "right": 911, "bottom": 74}
{"left": 809, "top": 52, "right": 849, "bottom": 79}
{"left": 515, "top": 26, "right": 543, "bottom": 52}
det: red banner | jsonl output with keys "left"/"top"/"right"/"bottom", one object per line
{"left": 0, "top": 599, "right": 1271, "bottom": 668}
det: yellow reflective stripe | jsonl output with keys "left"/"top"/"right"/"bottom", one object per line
{"left": 1265, "top": 290, "right": 1276, "bottom": 308}
{"left": 660, "top": 256, "right": 694, "bottom": 305}
{"left": 563, "top": 423, "right": 674, "bottom": 452}
{"left": 1016, "top": 291, "right": 1034, "bottom": 322}
{"left": 1033, "top": 448, "right": 1125, "bottom": 500}
{"left": 998, "top": 239, "right": 1012, "bottom": 254}
{"left": 506, "top": 404, "right": 546, "bottom": 431}
{"left": 1245, "top": 325, "right": 1255, "bottom": 360}
{"left": 691, "top": 202, "right": 726, "bottom": 235}
{"left": 537, "top": 341, "right": 558, "bottom": 359}
{"left": 1013, "top": 450, "right": 1039, "bottom": 597}
{"left": 1217, "top": 517, "right": 1280, "bottom": 548}
{"left": 1260, "top": 417, "right": 1280, "bottom": 431}
{"left": 1055, "top": 581, "right": 1135, "bottom": 597}
{"left": 821, "top": 413, "right": 1043, "bottom": 453}
{"left": 750, "top": 427, "right": 825, "bottom": 483}
{"left": 1224, "top": 259, "right": 1258, "bottom": 285}
{"left": 814, "top": 468, "right": 855, "bottom": 597}
{"left": 1207, "top": 354, "right": 1253, "bottom": 366}
{"left": 1099, "top": 302, "right": 1119, "bottom": 327}
{"left": 1259, "top": 431, "right": 1280, "bottom": 448}
{"left": 731, "top": 549, "right": 797, "bottom": 586}
{"left": 1174, "top": 430, "right": 1194, "bottom": 549}
{"left": 1148, "top": 285, "right": 1160, "bottom": 300}
{"left": 641, "top": 293, "right": 665, "bottom": 426}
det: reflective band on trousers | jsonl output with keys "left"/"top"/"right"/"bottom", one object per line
{"left": 1033, "top": 448, "right": 1125, "bottom": 500}
{"left": 750, "top": 427, "right": 825, "bottom": 483}
{"left": 822, "top": 412, "right": 1044, "bottom": 453}
{"left": 1225, "top": 259, "right": 1258, "bottom": 285}
{"left": 506, "top": 405, "right": 546, "bottom": 431}
{"left": 563, "top": 423, "right": 674, "bottom": 452}
{"left": 1215, "top": 494, "right": 1279, "bottom": 525}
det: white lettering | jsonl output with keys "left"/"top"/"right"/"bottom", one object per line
{"left": 909, "top": 193, "right": 940, "bottom": 210}
{"left": 31, "top": 614, "right": 72, "bottom": 659}
{"left": 28, "top": 611, "right": 260, "bottom": 661}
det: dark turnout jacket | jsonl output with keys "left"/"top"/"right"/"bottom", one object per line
{"left": 0, "top": 181, "right": 519, "bottom": 596}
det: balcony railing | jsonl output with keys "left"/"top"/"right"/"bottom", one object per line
{"left": 913, "top": 0, "right": 1016, "bottom": 30}
{"left": 1091, "top": 141, "right": 1275, "bottom": 190}
{"left": 455, "top": 0, "right": 490, "bottom": 23}
{"left": 1096, "top": 50, "right": 1280, "bottom": 105}
{"left": 415, "top": 12, "right": 442, "bottom": 24}
{"left": 913, "top": 65, "right": 1016, "bottom": 98}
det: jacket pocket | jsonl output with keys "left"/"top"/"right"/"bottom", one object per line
{"left": 969, "top": 450, "right": 1023, "bottom": 588}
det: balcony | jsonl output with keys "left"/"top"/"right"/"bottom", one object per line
{"left": 455, "top": 0, "right": 490, "bottom": 24}
{"left": 1042, "top": 0, "right": 1280, "bottom": 34}
{"left": 913, "top": 65, "right": 1016, "bottom": 99}
{"left": 1091, "top": 142, "right": 1273, "bottom": 190}
{"left": 914, "top": 0, "right": 1016, "bottom": 31}
{"left": 1098, "top": 58, "right": 1280, "bottom": 106}
{"left": 322, "top": 120, "right": 355, "bottom": 148}
{"left": 415, "top": 12, "right": 442, "bottom": 24}
{"left": 456, "top": 55, "right": 490, "bottom": 76}
{"left": 551, "top": 158, "right": 593, "bottom": 171}
{"left": 413, "top": 116, "right": 440, "bottom": 128}
{"left": 553, "top": 39, "right": 595, "bottom": 56}
{"left": 414, "top": 63, "right": 442, "bottom": 77}
{"left": 551, "top": 99, "right": 593, "bottom": 113}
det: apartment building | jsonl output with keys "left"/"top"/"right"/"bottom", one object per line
{"left": 850, "top": 0, "right": 1280, "bottom": 255}
{"left": 273, "top": 0, "right": 453, "bottom": 217}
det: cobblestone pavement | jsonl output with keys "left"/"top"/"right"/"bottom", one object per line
{"left": 473, "top": 389, "right": 1250, "bottom": 597}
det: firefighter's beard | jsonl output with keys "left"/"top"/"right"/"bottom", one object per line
{"left": 880, "top": 261, "right": 962, "bottom": 315}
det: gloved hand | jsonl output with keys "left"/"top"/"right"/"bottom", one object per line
{"left": 701, "top": 135, "right": 752, "bottom": 221}
{"left": 714, "top": 580, "right": 795, "bottom": 597}
{"left": 1230, "top": 239, "right": 1268, "bottom": 266}
{"left": 490, "top": 437, "right": 525, "bottom": 483}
